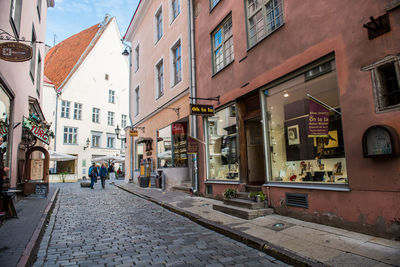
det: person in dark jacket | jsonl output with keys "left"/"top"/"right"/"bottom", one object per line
{"left": 108, "top": 163, "right": 115, "bottom": 184}
{"left": 88, "top": 163, "right": 98, "bottom": 189}
{"left": 99, "top": 163, "right": 108, "bottom": 189}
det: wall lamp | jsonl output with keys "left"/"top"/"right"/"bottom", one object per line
{"left": 115, "top": 125, "right": 126, "bottom": 141}
{"left": 83, "top": 137, "right": 90, "bottom": 150}
{"left": 122, "top": 48, "right": 130, "bottom": 56}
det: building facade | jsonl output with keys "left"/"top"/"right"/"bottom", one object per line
{"left": 44, "top": 16, "right": 129, "bottom": 181}
{"left": 0, "top": 0, "right": 54, "bottom": 189}
{"left": 193, "top": 0, "right": 400, "bottom": 239}
{"left": 124, "top": 0, "right": 195, "bottom": 189}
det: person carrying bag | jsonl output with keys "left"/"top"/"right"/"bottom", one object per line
{"left": 88, "top": 163, "right": 98, "bottom": 189}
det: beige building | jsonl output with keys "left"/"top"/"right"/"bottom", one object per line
{"left": 124, "top": 0, "right": 195, "bottom": 189}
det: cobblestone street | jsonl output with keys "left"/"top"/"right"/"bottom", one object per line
{"left": 34, "top": 183, "right": 290, "bottom": 266}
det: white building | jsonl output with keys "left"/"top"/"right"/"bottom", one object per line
{"left": 44, "top": 15, "right": 129, "bottom": 181}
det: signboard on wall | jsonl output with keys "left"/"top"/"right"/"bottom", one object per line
{"left": 23, "top": 117, "right": 50, "bottom": 145}
{"left": 31, "top": 159, "right": 44, "bottom": 180}
{"left": 130, "top": 130, "right": 138, "bottom": 136}
{"left": 190, "top": 104, "right": 214, "bottom": 116}
{"left": 0, "top": 42, "right": 32, "bottom": 62}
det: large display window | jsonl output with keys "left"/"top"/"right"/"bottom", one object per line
{"left": 0, "top": 84, "right": 11, "bottom": 176}
{"left": 265, "top": 60, "right": 348, "bottom": 184}
{"left": 157, "top": 122, "right": 188, "bottom": 168}
{"left": 206, "top": 104, "right": 239, "bottom": 181}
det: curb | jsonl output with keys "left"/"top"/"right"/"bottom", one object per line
{"left": 116, "top": 185, "right": 324, "bottom": 267}
{"left": 17, "top": 187, "right": 60, "bottom": 267}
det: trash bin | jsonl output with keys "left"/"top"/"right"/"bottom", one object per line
{"left": 139, "top": 176, "right": 149, "bottom": 188}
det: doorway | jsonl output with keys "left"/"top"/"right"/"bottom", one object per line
{"left": 245, "top": 117, "right": 265, "bottom": 185}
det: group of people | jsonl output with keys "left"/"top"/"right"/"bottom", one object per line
{"left": 88, "top": 162, "right": 116, "bottom": 189}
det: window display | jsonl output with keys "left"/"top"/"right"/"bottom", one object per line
{"left": 206, "top": 105, "right": 239, "bottom": 180}
{"left": 265, "top": 60, "right": 348, "bottom": 184}
{"left": 157, "top": 122, "right": 188, "bottom": 168}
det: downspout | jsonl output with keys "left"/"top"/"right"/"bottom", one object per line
{"left": 122, "top": 40, "right": 134, "bottom": 182}
{"left": 53, "top": 91, "right": 60, "bottom": 172}
{"left": 188, "top": 0, "right": 198, "bottom": 193}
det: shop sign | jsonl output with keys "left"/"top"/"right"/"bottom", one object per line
{"left": 308, "top": 100, "right": 329, "bottom": 137}
{"left": 0, "top": 120, "right": 8, "bottom": 137}
{"left": 23, "top": 117, "right": 50, "bottom": 145}
{"left": 130, "top": 130, "right": 138, "bottom": 136}
{"left": 190, "top": 104, "right": 214, "bottom": 116}
{"left": 0, "top": 42, "right": 33, "bottom": 62}
{"left": 172, "top": 123, "right": 185, "bottom": 135}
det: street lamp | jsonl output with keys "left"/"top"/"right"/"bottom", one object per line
{"left": 83, "top": 137, "right": 90, "bottom": 150}
{"left": 122, "top": 48, "right": 130, "bottom": 56}
{"left": 115, "top": 125, "right": 126, "bottom": 141}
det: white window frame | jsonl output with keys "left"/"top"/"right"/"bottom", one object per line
{"left": 135, "top": 86, "right": 140, "bottom": 116}
{"left": 155, "top": 6, "right": 163, "bottom": 43}
{"left": 92, "top": 107, "right": 100, "bottom": 123}
{"left": 107, "top": 111, "right": 115, "bottom": 126}
{"left": 73, "top": 103, "right": 82, "bottom": 120}
{"left": 91, "top": 131, "right": 102, "bottom": 148}
{"left": 63, "top": 127, "right": 77, "bottom": 144}
{"left": 107, "top": 134, "right": 116, "bottom": 148}
{"left": 10, "top": 0, "right": 22, "bottom": 37}
{"left": 212, "top": 15, "right": 234, "bottom": 74}
{"left": 155, "top": 58, "right": 164, "bottom": 99}
{"left": 362, "top": 55, "right": 400, "bottom": 113}
{"left": 109, "top": 89, "right": 115, "bottom": 104}
{"left": 170, "top": 38, "right": 182, "bottom": 87}
{"left": 121, "top": 114, "right": 127, "bottom": 128}
{"left": 170, "top": 0, "right": 181, "bottom": 24}
{"left": 134, "top": 44, "right": 140, "bottom": 72}
{"left": 245, "top": 0, "right": 284, "bottom": 48}
{"left": 61, "top": 100, "right": 70, "bottom": 118}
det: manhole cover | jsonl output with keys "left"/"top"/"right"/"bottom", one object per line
{"left": 273, "top": 223, "right": 285, "bottom": 228}
{"left": 265, "top": 221, "right": 294, "bottom": 231}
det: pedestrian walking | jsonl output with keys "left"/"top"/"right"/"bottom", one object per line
{"left": 108, "top": 163, "right": 115, "bottom": 184}
{"left": 88, "top": 163, "right": 98, "bottom": 189}
{"left": 99, "top": 163, "right": 108, "bottom": 189}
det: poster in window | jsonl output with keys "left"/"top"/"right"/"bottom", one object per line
{"left": 287, "top": 125, "right": 300, "bottom": 145}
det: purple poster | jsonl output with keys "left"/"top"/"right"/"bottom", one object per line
{"left": 308, "top": 99, "right": 330, "bottom": 137}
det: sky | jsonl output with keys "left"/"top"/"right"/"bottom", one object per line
{"left": 45, "top": 0, "right": 140, "bottom": 46}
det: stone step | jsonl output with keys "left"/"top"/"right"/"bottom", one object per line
{"left": 213, "top": 203, "right": 273, "bottom": 220}
{"left": 245, "top": 185, "right": 262, "bottom": 192}
{"left": 223, "top": 198, "right": 265, "bottom": 210}
{"left": 236, "top": 192, "right": 251, "bottom": 200}
{"left": 172, "top": 181, "right": 192, "bottom": 194}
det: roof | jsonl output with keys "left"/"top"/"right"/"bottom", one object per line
{"left": 123, "top": 0, "right": 143, "bottom": 40}
{"left": 44, "top": 17, "right": 112, "bottom": 92}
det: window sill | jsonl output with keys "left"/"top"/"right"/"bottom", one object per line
{"left": 209, "top": 1, "right": 222, "bottom": 13}
{"left": 376, "top": 103, "right": 400, "bottom": 113}
{"left": 264, "top": 182, "right": 350, "bottom": 192}
{"left": 246, "top": 23, "right": 285, "bottom": 53}
{"left": 205, "top": 180, "right": 240, "bottom": 184}
{"left": 211, "top": 60, "right": 234, "bottom": 78}
{"left": 171, "top": 79, "right": 182, "bottom": 89}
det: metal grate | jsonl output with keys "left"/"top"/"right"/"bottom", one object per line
{"left": 285, "top": 193, "right": 308, "bottom": 209}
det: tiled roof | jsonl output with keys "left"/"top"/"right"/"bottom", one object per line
{"left": 44, "top": 23, "right": 102, "bottom": 91}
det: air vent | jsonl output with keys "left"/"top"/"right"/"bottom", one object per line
{"left": 286, "top": 193, "right": 308, "bottom": 209}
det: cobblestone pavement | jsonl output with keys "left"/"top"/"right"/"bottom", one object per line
{"left": 34, "top": 183, "right": 291, "bottom": 267}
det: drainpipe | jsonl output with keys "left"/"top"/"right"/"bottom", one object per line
{"left": 188, "top": 0, "right": 198, "bottom": 193}
{"left": 122, "top": 40, "right": 134, "bottom": 182}
{"left": 54, "top": 91, "right": 60, "bottom": 172}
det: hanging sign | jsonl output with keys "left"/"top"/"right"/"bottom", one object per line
{"left": 23, "top": 117, "right": 50, "bottom": 145}
{"left": 308, "top": 99, "right": 329, "bottom": 137}
{"left": 190, "top": 104, "right": 214, "bottom": 116}
{"left": 130, "top": 130, "right": 138, "bottom": 136}
{"left": 0, "top": 42, "right": 33, "bottom": 62}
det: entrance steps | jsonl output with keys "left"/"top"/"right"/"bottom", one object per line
{"left": 172, "top": 181, "right": 192, "bottom": 194}
{"left": 213, "top": 190, "right": 273, "bottom": 220}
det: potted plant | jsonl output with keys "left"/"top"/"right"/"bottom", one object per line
{"left": 224, "top": 188, "right": 237, "bottom": 199}
{"left": 249, "top": 191, "right": 265, "bottom": 202}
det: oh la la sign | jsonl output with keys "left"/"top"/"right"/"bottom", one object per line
{"left": 0, "top": 42, "right": 32, "bottom": 62}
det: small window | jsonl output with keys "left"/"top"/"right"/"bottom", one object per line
{"left": 61, "top": 101, "right": 70, "bottom": 118}
{"left": 212, "top": 15, "right": 234, "bottom": 74}
{"left": 10, "top": 0, "right": 22, "bottom": 37}
{"left": 172, "top": 41, "right": 182, "bottom": 85}
{"left": 92, "top": 108, "right": 100, "bottom": 123}
{"left": 362, "top": 56, "right": 400, "bottom": 112}
{"left": 172, "top": 0, "right": 180, "bottom": 21}
{"left": 135, "top": 45, "right": 140, "bottom": 72}
{"left": 74, "top": 103, "right": 82, "bottom": 120}
{"left": 36, "top": 53, "right": 42, "bottom": 96}
{"left": 107, "top": 136, "right": 115, "bottom": 148}
{"left": 108, "top": 111, "right": 115, "bottom": 126}
{"left": 109, "top": 90, "right": 115, "bottom": 104}
{"left": 91, "top": 132, "right": 101, "bottom": 148}
{"left": 63, "top": 127, "right": 77, "bottom": 144}
{"left": 156, "top": 8, "right": 163, "bottom": 42}
{"left": 156, "top": 60, "right": 164, "bottom": 98}
{"left": 37, "top": 0, "right": 42, "bottom": 21}
{"left": 246, "top": 0, "right": 284, "bottom": 47}
{"left": 121, "top": 115, "right": 127, "bottom": 128}
{"left": 30, "top": 26, "right": 37, "bottom": 82}
{"left": 135, "top": 87, "right": 140, "bottom": 116}
{"left": 210, "top": 0, "right": 221, "bottom": 9}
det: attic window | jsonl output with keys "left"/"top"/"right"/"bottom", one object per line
{"left": 105, "top": 74, "right": 109, "bottom": 80}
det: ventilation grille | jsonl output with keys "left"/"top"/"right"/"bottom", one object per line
{"left": 286, "top": 193, "right": 308, "bottom": 209}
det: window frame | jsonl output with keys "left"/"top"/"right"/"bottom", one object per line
{"left": 91, "top": 131, "right": 102, "bottom": 148}
{"left": 244, "top": 0, "right": 284, "bottom": 49}
{"left": 92, "top": 107, "right": 100, "bottom": 123}
{"left": 135, "top": 87, "right": 140, "bottom": 116}
{"left": 107, "top": 111, "right": 115, "bottom": 126}
{"left": 63, "top": 126, "right": 78, "bottom": 145}
{"left": 171, "top": 0, "right": 181, "bottom": 23}
{"left": 211, "top": 14, "right": 234, "bottom": 75}
{"left": 61, "top": 100, "right": 70, "bottom": 118}
{"left": 109, "top": 89, "right": 115, "bottom": 104}
{"left": 107, "top": 135, "right": 115, "bottom": 148}
{"left": 30, "top": 25, "right": 37, "bottom": 83}
{"left": 134, "top": 44, "right": 140, "bottom": 72}
{"left": 171, "top": 40, "right": 182, "bottom": 86}
{"left": 9, "top": 0, "right": 22, "bottom": 38}
{"left": 73, "top": 102, "right": 82, "bottom": 120}
{"left": 121, "top": 114, "right": 127, "bottom": 128}
{"left": 155, "top": 7, "right": 163, "bottom": 43}
{"left": 156, "top": 59, "right": 164, "bottom": 99}
{"left": 36, "top": 52, "right": 42, "bottom": 97}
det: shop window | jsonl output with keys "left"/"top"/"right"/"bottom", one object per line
{"left": 135, "top": 142, "right": 144, "bottom": 169}
{"left": 362, "top": 55, "right": 400, "bottom": 113}
{"left": 245, "top": 0, "right": 284, "bottom": 48}
{"left": 206, "top": 104, "right": 239, "bottom": 180}
{"left": 157, "top": 123, "right": 188, "bottom": 168}
{"left": 265, "top": 60, "right": 348, "bottom": 184}
{"left": 212, "top": 15, "right": 234, "bottom": 74}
